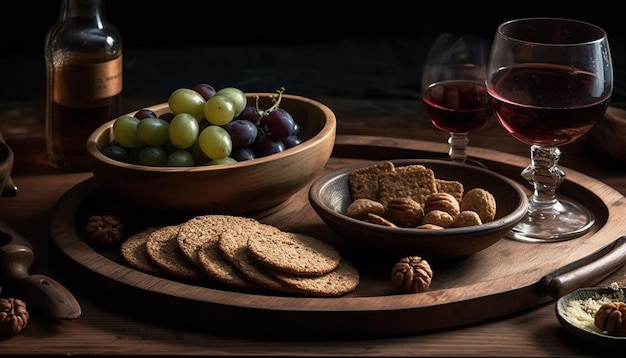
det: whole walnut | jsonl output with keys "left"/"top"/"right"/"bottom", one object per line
{"left": 84, "top": 215, "right": 124, "bottom": 248}
{"left": 594, "top": 301, "right": 626, "bottom": 336}
{"left": 384, "top": 197, "right": 424, "bottom": 227}
{"left": 0, "top": 297, "right": 29, "bottom": 336}
{"left": 391, "top": 256, "right": 433, "bottom": 294}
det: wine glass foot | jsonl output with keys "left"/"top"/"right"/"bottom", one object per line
{"left": 506, "top": 198, "right": 595, "bottom": 243}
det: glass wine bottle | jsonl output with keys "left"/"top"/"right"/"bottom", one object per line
{"left": 45, "top": 0, "right": 122, "bottom": 171}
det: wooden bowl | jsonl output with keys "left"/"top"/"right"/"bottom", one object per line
{"left": 308, "top": 159, "right": 529, "bottom": 260}
{"left": 86, "top": 93, "right": 336, "bottom": 216}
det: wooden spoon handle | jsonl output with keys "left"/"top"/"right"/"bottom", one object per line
{"left": 16, "top": 274, "right": 81, "bottom": 320}
{"left": 538, "top": 236, "right": 626, "bottom": 298}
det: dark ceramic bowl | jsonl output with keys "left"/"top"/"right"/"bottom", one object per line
{"left": 556, "top": 285, "right": 626, "bottom": 349}
{"left": 308, "top": 159, "right": 529, "bottom": 260}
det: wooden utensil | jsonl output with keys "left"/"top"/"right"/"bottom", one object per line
{"left": 538, "top": 236, "right": 626, "bottom": 298}
{"left": 0, "top": 220, "right": 81, "bottom": 320}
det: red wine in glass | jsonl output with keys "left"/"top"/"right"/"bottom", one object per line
{"left": 422, "top": 80, "right": 491, "bottom": 133}
{"left": 488, "top": 63, "right": 609, "bottom": 147}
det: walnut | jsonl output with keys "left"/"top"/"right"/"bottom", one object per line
{"left": 423, "top": 192, "right": 460, "bottom": 219}
{"left": 460, "top": 188, "right": 497, "bottom": 223}
{"left": 595, "top": 301, "right": 626, "bottom": 336}
{"left": 421, "top": 209, "right": 455, "bottom": 228}
{"left": 85, "top": 215, "right": 124, "bottom": 248}
{"left": 416, "top": 223, "right": 444, "bottom": 230}
{"left": 384, "top": 197, "right": 424, "bottom": 227}
{"left": 0, "top": 297, "right": 29, "bottom": 336}
{"left": 346, "top": 198, "right": 385, "bottom": 219}
{"left": 364, "top": 213, "right": 397, "bottom": 227}
{"left": 453, "top": 210, "right": 483, "bottom": 228}
{"left": 391, "top": 256, "right": 433, "bottom": 293}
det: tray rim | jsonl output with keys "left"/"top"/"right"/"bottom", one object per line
{"left": 49, "top": 135, "right": 626, "bottom": 338}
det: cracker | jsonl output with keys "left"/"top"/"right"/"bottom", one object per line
{"left": 218, "top": 226, "right": 292, "bottom": 292}
{"left": 120, "top": 227, "right": 173, "bottom": 278}
{"left": 145, "top": 225, "right": 207, "bottom": 281}
{"left": 348, "top": 161, "right": 395, "bottom": 201}
{"left": 197, "top": 240, "right": 258, "bottom": 289}
{"left": 177, "top": 214, "right": 260, "bottom": 268}
{"left": 270, "top": 258, "right": 360, "bottom": 297}
{"left": 377, "top": 165, "right": 437, "bottom": 206}
{"left": 247, "top": 232, "right": 340, "bottom": 276}
{"left": 435, "top": 178, "right": 464, "bottom": 203}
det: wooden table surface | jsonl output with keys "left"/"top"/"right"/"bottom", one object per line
{"left": 0, "top": 96, "right": 625, "bottom": 357}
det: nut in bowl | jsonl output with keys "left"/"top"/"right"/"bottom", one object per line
{"left": 86, "top": 93, "right": 336, "bottom": 216}
{"left": 308, "top": 159, "right": 529, "bottom": 260}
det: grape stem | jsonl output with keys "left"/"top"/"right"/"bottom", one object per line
{"left": 253, "top": 87, "right": 285, "bottom": 123}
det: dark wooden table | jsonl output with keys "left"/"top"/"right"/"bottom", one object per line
{"left": 0, "top": 96, "right": 625, "bottom": 356}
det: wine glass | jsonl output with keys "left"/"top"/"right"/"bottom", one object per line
{"left": 421, "top": 33, "right": 492, "bottom": 165}
{"left": 486, "top": 18, "right": 613, "bottom": 242}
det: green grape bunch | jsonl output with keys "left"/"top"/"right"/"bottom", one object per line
{"left": 104, "top": 86, "right": 303, "bottom": 167}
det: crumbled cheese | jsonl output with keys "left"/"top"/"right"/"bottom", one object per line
{"left": 560, "top": 282, "right": 625, "bottom": 334}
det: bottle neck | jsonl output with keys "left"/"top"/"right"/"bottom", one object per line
{"left": 59, "top": 0, "right": 106, "bottom": 26}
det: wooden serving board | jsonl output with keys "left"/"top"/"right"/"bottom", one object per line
{"left": 49, "top": 135, "right": 626, "bottom": 339}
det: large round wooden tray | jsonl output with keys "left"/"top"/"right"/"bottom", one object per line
{"left": 50, "top": 135, "right": 626, "bottom": 339}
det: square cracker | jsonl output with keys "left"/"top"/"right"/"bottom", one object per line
{"left": 435, "top": 179, "right": 464, "bottom": 203}
{"left": 378, "top": 165, "right": 437, "bottom": 206}
{"left": 348, "top": 161, "right": 395, "bottom": 201}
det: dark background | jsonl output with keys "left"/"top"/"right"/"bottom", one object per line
{"left": 2, "top": 0, "right": 625, "bottom": 101}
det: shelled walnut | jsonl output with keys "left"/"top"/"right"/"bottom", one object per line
{"left": 594, "top": 301, "right": 626, "bottom": 336}
{"left": 0, "top": 297, "right": 29, "bottom": 336}
{"left": 391, "top": 256, "right": 433, "bottom": 293}
{"left": 384, "top": 197, "right": 424, "bottom": 227}
{"left": 84, "top": 215, "right": 124, "bottom": 248}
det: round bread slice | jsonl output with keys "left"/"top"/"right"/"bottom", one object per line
{"left": 270, "top": 258, "right": 360, "bottom": 297}
{"left": 120, "top": 227, "right": 173, "bottom": 278}
{"left": 177, "top": 214, "right": 260, "bottom": 268}
{"left": 217, "top": 226, "right": 292, "bottom": 292}
{"left": 197, "top": 240, "right": 258, "bottom": 289}
{"left": 247, "top": 232, "right": 340, "bottom": 276}
{"left": 145, "top": 225, "right": 207, "bottom": 281}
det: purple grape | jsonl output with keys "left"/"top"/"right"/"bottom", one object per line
{"left": 236, "top": 105, "right": 262, "bottom": 124}
{"left": 102, "top": 145, "right": 129, "bottom": 162}
{"left": 134, "top": 109, "right": 157, "bottom": 119}
{"left": 291, "top": 121, "right": 301, "bottom": 136}
{"left": 158, "top": 112, "right": 176, "bottom": 122}
{"left": 282, "top": 134, "right": 302, "bottom": 149}
{"left": 222, "top": 119, "right": 258, "bottom": 149}
{"left": 193, "top": 83, "right": 216, "bottom": 101}
{"left": 255, "top": 134, "right": 285, "bottom": 157}
{"left": 231, "top": 147, "right": 256, "bottom": 161}
{"left": 265, "top": 108, "right": 295, "bottom": 138}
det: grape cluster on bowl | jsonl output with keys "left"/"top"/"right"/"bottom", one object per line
{"left": 104, "top": 85, "right": 303, "bottom": 167}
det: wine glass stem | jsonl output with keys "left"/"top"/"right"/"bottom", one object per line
{"left": 448, "top": 132, "right": 469, "bottom": 164}
{"left": 521, "top": 145, "right": 564, "bottom": 210}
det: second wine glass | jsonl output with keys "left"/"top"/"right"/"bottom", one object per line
{"left": 486, "top": 18, "right": 613, "bottom": 242}
{"left": 421, "top": 33, "right": 492, "bottom": 165}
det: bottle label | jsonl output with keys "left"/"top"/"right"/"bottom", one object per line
{"left": 54, "top": 56, "right": 123, "bottom": 107}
